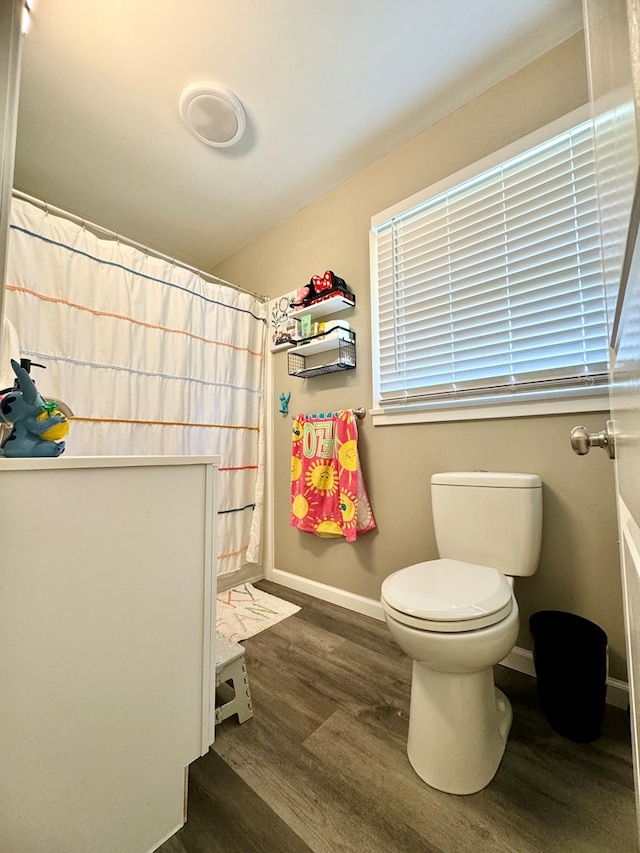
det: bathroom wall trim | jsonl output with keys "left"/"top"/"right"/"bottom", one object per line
{"left": 217, "top": 567, "right": 263, "bottom": 593}
{"left": 271, "top": 568, "right": 387, "bottom": 621}
{"left": 270, "top": 568, "right": 630, "bottom": 710}
{"left": 502, "top": 646, "right": 630, "bottom": 710}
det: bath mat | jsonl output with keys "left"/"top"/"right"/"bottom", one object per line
{"left": 216, "top": 583, "right": 301, "bottom": 641}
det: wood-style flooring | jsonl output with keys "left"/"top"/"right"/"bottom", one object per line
{"left": 159, "top": 580, "right": 638, "bottom": 853}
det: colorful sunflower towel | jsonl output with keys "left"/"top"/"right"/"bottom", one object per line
{"left": 290, "top": 410, "right": 376, "bottom": 541}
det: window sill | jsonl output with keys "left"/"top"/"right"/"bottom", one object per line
{"left": 371, "top": 390, "right": 611, "bottom": 426}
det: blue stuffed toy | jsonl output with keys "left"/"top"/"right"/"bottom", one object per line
{"left": 0, "top": 359, "right": 68, "bottom": 457}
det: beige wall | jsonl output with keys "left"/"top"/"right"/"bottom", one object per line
{"left": 216, "top": 34, "right": 627, "bottom": 680}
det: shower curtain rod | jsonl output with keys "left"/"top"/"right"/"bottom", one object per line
{"left": 11, "top": 190, "right": 269, "bottom": 303}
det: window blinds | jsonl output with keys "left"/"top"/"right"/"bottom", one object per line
{"left": 372, "top": 119, "right": 608, "bottom": 409}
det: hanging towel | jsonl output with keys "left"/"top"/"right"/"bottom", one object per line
{"left": 290, "top": 410, "right": 376, "bottom": 541}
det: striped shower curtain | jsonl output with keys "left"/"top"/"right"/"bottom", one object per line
{"left": 4, "top": 197, "right": 265, "bottom": 575}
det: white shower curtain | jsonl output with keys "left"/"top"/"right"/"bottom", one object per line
{"left": 5, "top": 197, "right": 266, "bottom": 575}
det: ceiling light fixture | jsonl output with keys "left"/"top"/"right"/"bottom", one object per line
{"left": 179, "top": 82, "right": 246, "bottom": 149}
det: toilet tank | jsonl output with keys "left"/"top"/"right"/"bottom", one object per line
{"left": 431, "top": 472, "right": 543, "bottom": 576}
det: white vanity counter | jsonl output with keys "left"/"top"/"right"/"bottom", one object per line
{"left": 0, "top": 455, "right": 219, "bottom": 853}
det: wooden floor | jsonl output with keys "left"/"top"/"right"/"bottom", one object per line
{"left": 159, "top": 581, "right": 638, "bottom": 853}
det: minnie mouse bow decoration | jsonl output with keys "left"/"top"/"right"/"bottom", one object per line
{"left": 290, "top": 270, "right": 354, "bottom": 309}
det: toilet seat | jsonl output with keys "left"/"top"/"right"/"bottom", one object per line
{"left": 381, "top": 558, "right": 513, "bottom": 633}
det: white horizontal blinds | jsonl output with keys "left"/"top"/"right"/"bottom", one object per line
{"left": 374, "top": 120, "right": 608, "bottom": 405}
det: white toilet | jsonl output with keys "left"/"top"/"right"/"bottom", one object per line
{"left": 381, "top": 471, "right": 542, "bottom": 795}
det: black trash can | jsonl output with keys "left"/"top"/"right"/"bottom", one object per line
{"left": 529, "top": 610, "right": 608, "bottom": 743}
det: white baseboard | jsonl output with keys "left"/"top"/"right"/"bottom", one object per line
{"left": 270, "top": 568, "right": 629, "bottom": 710}
{"left": 271, "top": 568, "right": 385, "bottom": 621}
{"left": 500, "top": 646, "right": 537, "bottom": 677}
{"left": 500, "top": 645, "right": 629, "bottom": 710}
{"left": 217, "top": 567, "right": 264, "bottom": 593}
{"left": 606, "top": 677, "right": 631, "bottom": 710}
{"left": 149, "top": 822, "right": 183, "bottom": 853}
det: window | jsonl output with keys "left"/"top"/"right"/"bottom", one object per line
{"left": 370, "top": 107, "right": 609, "bottom": 423}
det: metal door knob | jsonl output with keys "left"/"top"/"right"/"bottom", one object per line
{"left": 570, "top": 420, "right": 615, "bottom": 459}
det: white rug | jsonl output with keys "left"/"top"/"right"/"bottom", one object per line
{"left": 216, "top": 582, "right": 301, "bottom": 641}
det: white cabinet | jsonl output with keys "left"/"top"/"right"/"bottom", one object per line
{"left": 0, "top": 455, "right": 218, "bottom": 853}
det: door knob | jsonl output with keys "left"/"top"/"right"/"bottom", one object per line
{"left": 570, "top": 420, "right": 615, "bottom": 459}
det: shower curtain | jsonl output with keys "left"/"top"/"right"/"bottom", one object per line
{"left": 4, "top": 197, "right": 266, "bottom": 575}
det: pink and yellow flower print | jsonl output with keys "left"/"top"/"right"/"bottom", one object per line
{"left": 289, "top": 410, "right": 376, "bottom": 541}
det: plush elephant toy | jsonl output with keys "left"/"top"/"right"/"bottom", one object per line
{"left": 0, "top": 359, "right": 67, "bottom": 457}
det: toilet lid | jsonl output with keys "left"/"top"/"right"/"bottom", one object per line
{"left": 381, "top": 559, "right": 513, "bottom": 628}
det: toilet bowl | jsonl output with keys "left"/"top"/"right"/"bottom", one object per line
{"left": 381, "top": 472, "right": 542, "bottom": 795}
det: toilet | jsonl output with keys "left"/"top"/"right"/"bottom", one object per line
{"left": 381, "top": 471, "right": 542, "bottom": 795}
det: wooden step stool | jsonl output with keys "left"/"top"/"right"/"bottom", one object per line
{"left": 215, "top": 633, "right": 253, "bottom": 725}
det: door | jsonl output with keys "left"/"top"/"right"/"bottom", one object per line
{"left": 612, "top": 182, "right": 640, "bottom": 833}
{"left": 583, "top": 0, "right": 640, "bottom": 834}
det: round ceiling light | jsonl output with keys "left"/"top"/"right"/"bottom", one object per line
{"left": 179, "top": 82, "right": 246, "bottom": 148}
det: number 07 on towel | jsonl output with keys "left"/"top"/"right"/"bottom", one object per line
{"left": 290, "top": 410, "right": 376, "bottom": 541}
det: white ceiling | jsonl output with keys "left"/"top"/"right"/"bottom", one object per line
{"left": 14, "top": 0, "right": 584, "bottom": 274}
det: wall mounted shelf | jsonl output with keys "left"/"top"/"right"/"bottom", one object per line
{"left": 289, "top": 291, "right": 355, "bottom": 321}
{"left": 287, "top": 328, "right": 356, "bottom": 378}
